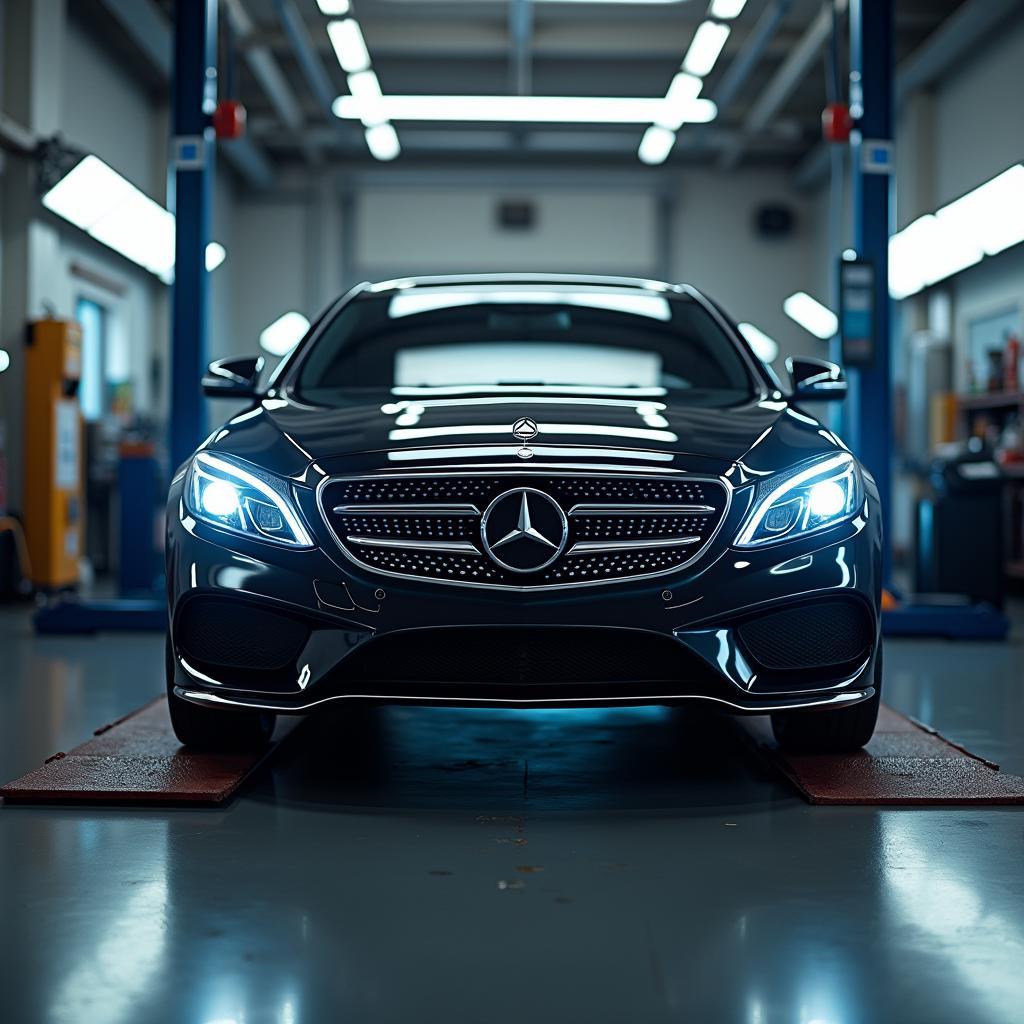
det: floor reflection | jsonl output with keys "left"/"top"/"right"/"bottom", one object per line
{"left": 255, "top": 703, "right": 788, "bottom": 815}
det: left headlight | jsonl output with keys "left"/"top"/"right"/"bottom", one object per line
{"left": 184, "top": 452, "right": 314, "bottom": 548}
{"left": 734, "top": 451, "right": 863, "bottom": 548}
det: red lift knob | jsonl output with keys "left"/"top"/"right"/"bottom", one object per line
{"left": 822, "top": 102, "right": 852, "bottom": 143}
{"left": 213, "top": 100, "right": 247, "bottom": 140}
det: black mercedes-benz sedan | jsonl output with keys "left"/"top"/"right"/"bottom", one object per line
{"left": 165, "top": 274, "right": 883, "bottom": 753}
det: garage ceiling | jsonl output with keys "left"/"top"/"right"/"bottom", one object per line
{"left": 88, "top": 0, "right": 970, "bottom": 176}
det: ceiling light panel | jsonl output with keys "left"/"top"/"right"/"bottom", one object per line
{"left": 327, "top": 19, "right": 371, "bottom": 73}
{"left": 683, "top": 20, "right": 731, "bottom": 76}
{"left": 333, "top": 94, "right": 716, "bottom": 124}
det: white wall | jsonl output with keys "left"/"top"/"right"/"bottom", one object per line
{"left": 355, "top": 188, "right": 657, "bottom": 278}
{"left": 671, "top": 168, "right": 821, "bottom": 371}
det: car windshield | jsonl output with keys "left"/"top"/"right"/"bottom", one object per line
{"left": 291, "top": 285, "right": 757, "bottom": 405}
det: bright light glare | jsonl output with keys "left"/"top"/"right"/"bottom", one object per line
{"left": 260, "top": 312, "right": 310, "bottom": 357}
{"left": 709, "top": 0, "right": 748, "bottom": 17}
{"left": 201, "top": 479, "right": 239, "bottom": 517}
{"left": 657, "top": 72, "right": 703, "bottom": 130}
{"left": 638, "top": 125, "right": 676, "bottom": 165}
{"left": 205, "top": 242, "right": 226, "bottom": 271}
{"left": 888, "top": 164, "right": 1024, "bottom": 299}
{"left": 41, "top": 155, "right": 136, "bottom": 230}
{"left": 389, "top": 288, "right": 672, "bottom": 321}
{"left": 347, "top": 70, "right": 386, "bottom": 126}
{"left": 809, "top": 480, "right": 847, "bottom": 518}
{"left": 327, "top": 18, "right": 370, "bottom": 73}
{"left": 738, "top": 322, "right": 780, "bottom": 363}
{"left": 42, "top": 154, "right": 229, "bottom": 283}
{"left": 365, "top": 123, "right": 401, "bottom": 161}
{"left": 333, "top": 94, "right": 717, "bottom": 125}
{"left": 783, "top": 292, "right": 838, "bottom": 339}
{"left": 683, "top": 21, "right": 731, "bottom": 77}
{"left": 316, "top": 0, "right": 350, "bottom": 13}
{"left": 0, "top": 349, "right": 10, "bottom": 374}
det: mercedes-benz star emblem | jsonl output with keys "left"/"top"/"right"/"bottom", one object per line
{"left": 512, "top": 417, "right": 539, "bottom": 441}
{"left": 480, "top": 488, "right": 568, "bottom": 574}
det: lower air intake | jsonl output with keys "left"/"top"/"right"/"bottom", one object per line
{"left": 175, "top": 598, "right": 309, "bottom": 671}
{"left": 737, "top": 600, "right": 872, "bottom": 671}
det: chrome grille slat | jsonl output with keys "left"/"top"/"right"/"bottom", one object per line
{"left": 568, "top": 536, "right": 701, "bottom": 553}
{"left": 319, "top": 472, "right": 729, "bottom": 589}
{"left": 346, "top": 535, "right": 481, "bottom": 554}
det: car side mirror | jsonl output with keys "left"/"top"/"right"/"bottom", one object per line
{"left": 786, "top": 356, "right": 847, "bottom": 401}
{"left": 202, "top": 356, "right": 265, "bottom": 399}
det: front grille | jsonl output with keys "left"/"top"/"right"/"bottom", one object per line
{"left": 320, "top": 473, "right": 728, "bottom": 588}
{"left": 737, "top": 600, "right": 872, "bottom": 671}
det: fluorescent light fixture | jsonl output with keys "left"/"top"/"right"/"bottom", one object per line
{"left": 738, "top": 322, "right": 780, "bottom": 363}
{"left": 783, "top": 292, "right": 838, "bottom": 339}
{"left": 333, "top": 94, "right": 716, "bottom": 124}
{"left": 347, "top": 70, "right": 386, "bottom": 126}
{"left": 888, "top": 164, "right": 1024, "bottom": 299}
{"left": 41, "top": 155, "right": 137, "bottom": 230}
{"left": 709, "top": 0, "right": 747, "bottom": 17}
{"left": 205, "top": 242, "right": 226, "bottom": 271}
{"left": 657, "top": 72, "right": 703, "bottom": 130}
{"left": 327, "top": 18, "right": 370, "bottom": 73}
{"left": 638, "top": 125, "right": 676, "bottom": 165}
{"left": 683, "top": 20, "right": 731, "bottom": 77}
{"left": 260, "top": 312, "right": 310, "bottom": 357}
{"left": 41, "top": 154, "right": 228, "bottom": 283}
{"left": 365, "top": 122, "right": 401, "bottom": 161}
{"left": 89, "top": 193, "right": 176, "bottom": 280}
{"left": 316, "top": 0, "right": 350, "bottom": 13}
{"left": 0, "top": 349, "right": 10, "bottom": 374}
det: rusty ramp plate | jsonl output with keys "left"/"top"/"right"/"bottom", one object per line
{"left": 0, "top": 698, "right": 287, "bottom": 806}
{"left": 744, "top": 705, "right": 1024, "bottom": 805}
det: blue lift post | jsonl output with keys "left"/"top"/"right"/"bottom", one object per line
{"left": 848, "top": 0, "right": 894, "bottom": 583}
{"left": 847, "top": 0, "right": 1008, "bottom": 640}
{"left": 36, "top": 1, "right": 217, "bottom": 634}
{"left": 170, "top": 0, "right": 217, "bottom": 474}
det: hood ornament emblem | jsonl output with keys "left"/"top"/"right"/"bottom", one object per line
{"left": 512, "top": 416, "right": 538, "bottom": 459}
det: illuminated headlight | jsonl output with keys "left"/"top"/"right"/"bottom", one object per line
{"left": 185, "top": 452, "right": 313, "bottom": 548}
{"left": 735, "top": 452, "right": 863, "bottom": 548}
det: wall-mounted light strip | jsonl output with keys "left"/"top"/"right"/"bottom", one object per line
{"left": 738, "top": 322, "right": 780, "bottom": 363}
{"left": 41, "top": 154, "right": 226, "bottom": 283}
{"left": 260, "top": 311, "right": 310, "bottom": 357}
{"left": 889, "top": 163, "right": 1024, "bottom": 300}
{"left": 783, "top": 292, "right": 838, "bottom": 340}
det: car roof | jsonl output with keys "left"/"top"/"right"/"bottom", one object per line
{"left": 360, "top": 273, "right": 694, "bottom": 296}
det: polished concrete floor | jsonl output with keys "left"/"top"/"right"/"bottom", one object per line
{"left": 2, "top": 604, "right": 1024, "bottom": 1024}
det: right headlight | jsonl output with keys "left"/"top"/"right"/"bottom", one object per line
{"left": 184, "top": 451, "right": 313, "bottom": 548}
{"left": 734, "top": 451, "right": 863, "bottom": 548}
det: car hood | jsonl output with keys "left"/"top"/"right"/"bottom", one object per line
{"left": 206, "top": 390, "right": 841, "bottom": 479}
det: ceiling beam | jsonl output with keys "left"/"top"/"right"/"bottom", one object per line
{"left": 98, "top": 0, "right": 277, "bottom": 189}
{"left": 273, "top": 0, "right": 338, "bottom": 121}
{"left": 719, "top": 0, "right": 847, "bottom": 170}
{"left": 794, "top": 0, "right": 1024, "bottom": 191}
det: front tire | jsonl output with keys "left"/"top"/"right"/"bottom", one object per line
{"left": 165, "top": 635, "right": 275, "bottom": 752}
{"left": 770, "top": 647, "right": 882, "bottom": 753}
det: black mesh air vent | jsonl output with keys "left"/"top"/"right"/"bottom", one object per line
{"left": 737, "top": 600, "right": 871, "bottom": 671}
{"left": 176, "top": 598, "right": 309, "bottom": 670}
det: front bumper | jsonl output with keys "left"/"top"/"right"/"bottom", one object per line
{"left": 166, "top": 468, "right": 882, "bottom": 714}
